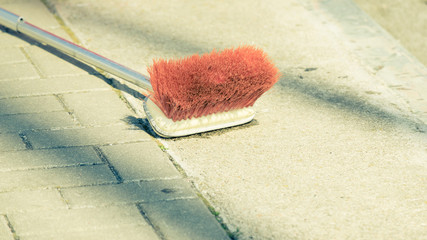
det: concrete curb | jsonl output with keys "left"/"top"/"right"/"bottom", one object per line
{"left": 310, "top": 0, "right": 427, "bottom": 126}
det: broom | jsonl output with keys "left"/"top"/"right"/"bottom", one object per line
{"left": 0, "top": 7, "right": 279, "bottom": 137}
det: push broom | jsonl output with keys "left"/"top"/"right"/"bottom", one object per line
{"left": 0, "top": 7, "right": 279, "bottom": 137}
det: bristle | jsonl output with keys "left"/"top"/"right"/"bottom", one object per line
{"left": 147, "top": 45, "right": 280, "bottom": 121}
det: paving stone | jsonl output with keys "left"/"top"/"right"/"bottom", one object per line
{"left": 100, "top": 142, "right": 180, "bottom": 181}
{"left": 26, "top": 124, "right": 151, "bottom": 149}
{"left": 141, "top": 199, "right": 229, "bottom": 240}
{"left": 61, "top": 179, "right": 196, "bottom": 207}
{"left": 0, "top": 216, "right": 14, "bottom": 240}
{"left": 1, "top": 1, "right": 61, "bottom": 29}
{"left": 0, "top": 96, "right": 64, "bottom": 115}
{"left": 1, "top": 28, "right": 71, "bottom": 47}
{"left": 0, "top": 75, "right": 110, "bottom": 99}
{"left": 23, "top": 46, "right": 88, "bottom": 77}
{"left": 0, "top": 31, "right": 29, "bottom": 48}
{"left": 411, "top": 100, "right": 427, "bottom": 114}
{"left": 0, "top": 133, "right": 26, "bottom": 151}
{"left": 62, "top": 91, "right": 135, "bottom": 126}
{"left": 19, "top": 225, "right": 160, "bottom": 240}
{"left": 0, "top": 189, "right": 66, "bottom": 214}
{"left": 0, "top": 62, "right": 39, "bottom": 81}
{"left": 0, "top": 112, "right": 76, "bottom": 132}
{"left": 0, "top": 47, "right": 27, "bottom": 64}
{"left": 0, "top": 147, "right": 102, "bottom": 171}
{"left": 0, "top": 165, "right": 116, "bottom": 192}
{"left": 8, "top": 205, "right": 149, "bottom": 237}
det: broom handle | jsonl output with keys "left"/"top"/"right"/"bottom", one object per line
{"left": 0, "top": 7, "right": 153, "bottom": 92}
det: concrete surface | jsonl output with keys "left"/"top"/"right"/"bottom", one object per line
{"left": 0, "top": 0, "right": 229, "bottom": 239}
{"left": 353, "top": 0, "right": 427, "bottom": 67}
{"left": 2, "top": 0, "right": 427, "bottom": 239}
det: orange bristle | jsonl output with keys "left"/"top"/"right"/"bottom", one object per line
{"left": 147, "top": 45, "right": 280, "bottom": 121}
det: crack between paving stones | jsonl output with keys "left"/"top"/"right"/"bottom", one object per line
{"left": 0, "top": 182, "right": 118, "bottom": 195}
{"left": 0, "top": 90, "right": 107, "bottom": 100}
{"left": 54, "top": 94, "right": 81, "bottom": 125}
{"left": 56, "top": 187, "right": 71, "bottom": 210}
{"left": 0, "top": 181, "right": 117, "bottom": 194}
{"left": 0, "top": 162, "right": 105, "bottom": 173}
{"left": 0, "top": 139, "right": 151, "bottom": 153}
{"left": 3, "top": 215, "right": 19, "bottom": 240}
{"left": 19, "top": 47, "right": 45, "bottom": 79}
{"left": 136, "top": 204, "right": 166, "bottom": 240}
{"left": 92, "top": 146, "right": 123, "bottom": 183}
{"left": 1, "top": 126, "right": 73, "bottom": 135}
{"left": 52, "top": 178, "right": 190, "bottom": 192}
{"left": 18, "top": 122, "right": 127, "bottom": 133}
{"left": 56, "top": 197, "right": 198, "bottom": 212}
{"left": 0, "top": 110, "right": 64, "bottom": 117}
{"left": 18, "top": 133, "right": 33, "bottom": 150}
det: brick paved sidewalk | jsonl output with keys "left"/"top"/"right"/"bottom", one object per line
{"left": 0, "top": 1, "right": 228, "bottom": 239}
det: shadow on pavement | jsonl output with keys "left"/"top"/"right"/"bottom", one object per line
{"left": 277, "top": 73, "right": 427, "bottom": 133}
{"left": 45, "top": 1, "right": 213, "bottom": 57}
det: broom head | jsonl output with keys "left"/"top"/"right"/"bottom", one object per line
{"left": 145, "top": 45, "right": 279, "bottom": 137}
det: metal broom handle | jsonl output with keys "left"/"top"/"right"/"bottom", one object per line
{"left": 0, "top": 7, "right": 153, "bottom": 93}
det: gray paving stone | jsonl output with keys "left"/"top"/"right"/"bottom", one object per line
{"left": 100, "top": 142, "right": 181, "bottom": 181}
{"left": 0, "top": 47, "right": 27, "bottom": 64}
{"left": 0, "top": 165, "right": 116, "bottom": 192}
{"left": 8, "top": 205, "right": 149, "bottom": 237}
{"left": 0, "top": 133, "right": 26, "bottom": 151}
{"left": 0, "top": 75, "right": 110, "bottom": 99}
{"left": 0, "top": 112, "right": 76, "bottom": 132}
{"left": 23, "top": 46, "right": 88, "bottom": 77}
{"left": 0, "top": 189, "right": 66, "bottom": 214}
{"left": 141, "top": 199, "right": 229, "bottom": 240}
{"left": 19, "top": 225, "right": 160, "bottom": 240}
{"left": 0, "top": 216, "right": 14, "bottom": 240}
{"left": 0, "top": 96, "right": 64, "bottom": 115}
{"left": 62, "top": 91, "right": 135, "bottom": 126}
{"left": 61, "top": 179, "right": 196, "bottom": 207}
{"left": 26, "top": 124, "right": 151, "bottom": 149}
{"left": 0, "top": 62, "right": 39, "bottom": 81}
{"left": 0, "top": 147, "right": 102, "bottom": 171}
